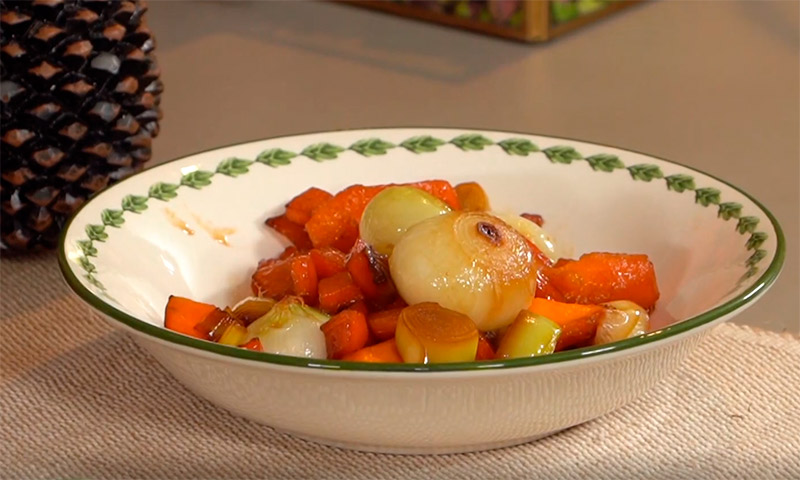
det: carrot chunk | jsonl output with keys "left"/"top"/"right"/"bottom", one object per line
{"left": 341, "top": 339, "right": 403, "bottom": 363}
{"left": 475, "top": 334, "right": 496, "bottom": 360}
{"left": 164, "top": 296, "right": 218, "bottom": 339}
{"left": 367, "top": 308, "right": 402, "bottom": 341}
{"left": 541, "top": 252, "right": 660, "bottom": 310}
{"left": 318, "top": 271, "right": 364, "bottom": 313}
{"left": 266, "top": 214, "right": 313, "bottom": 250}
{"left": 285, "top": 187, "right": 333, "bottom": 225}
{"left": 528, "top": 297, "right": 605, "bottom": 351}
{"left": 321, "top": 309, "right": 370, "bottom": 359}
{"left": 241, "top": 338, "right": 262, "bottom": 351}
{"left": 290, "top": 254, "right": 318, "bottom": 304}
{"left": 309, "top": 247, "right": 347, "bottom": 278}
{"left": 346, "top": 247, "right": 396, "bottom": 304}
{"left": 251, "top": 257, "right": 293, "bottom": 298}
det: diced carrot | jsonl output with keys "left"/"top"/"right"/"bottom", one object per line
{"left": 341, "top": 339, "right": 403, "bottom": 363}
{"left": 346, "top": 247, "right": 395, "bottom": 303}
{"left": 251, "top": 257, "right": 293, "bottom": 298}
{"left": 279, "top": 245, "right": 299, "bottom": 260}
{"left": 164, "top": 296, "right": 218, "bottom": 339}
{"left": 476, "top": 334, "right": 496, "bottom": 361}
{"left": 305, "top": 185, "right": 383, "bottom": 248}
{"left": 320, "top": 309, "right": 370, "bottom": 359}
{"left": 330, "top": 220, "right": 359, "bottom": 252}
{"left": 521, "top": 213, "right": 544, "bottom": 226}
{"left": 318, "top": 271, "right": 364, "bottom": 313}
{"left": 528, "top": 297, "right": 605, "bottom": 351}
{"left": 309, "top": 247, "right": 347, "bottom": 278}
{"left": 408, "top": 180, "right": 461, "bottom": 210}
{"left": 285, "top": 187, "right": 333, "bottom": 225}
{"left": 266, "top": 214, "right": 313, "bottom": 250}
{"left": 290, "top": 254, "right": 318, "bottom": 304}
{"left": 535, "top": 270, "right": 566, "bottom": 302}
{"left": 241, "top": 338, "right": 262, "bottom": 351}
{"left": 541, "top": 252, "right": 660, "bottom": 310}
{"left": 367, "top": 308, "right": 402, "bottom": 341}
{"left": 454, "top": 182, "right": 489, "bottom": 211}
{"left": 347, "top": 300, "right": 370, "bottom": 317}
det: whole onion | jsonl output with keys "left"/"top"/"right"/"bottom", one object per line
{"left": 389, "top": 211, "right": 537, "bottom": 331}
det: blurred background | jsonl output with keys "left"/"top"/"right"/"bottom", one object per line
{"left": 145, "top": 0, "right": 798, "bottom": 333}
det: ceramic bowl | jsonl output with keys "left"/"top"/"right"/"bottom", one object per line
{"left": 59, "top": 128, "right": 784, "bottom": 454}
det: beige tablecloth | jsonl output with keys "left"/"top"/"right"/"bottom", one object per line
{"left": 2, "top": 252, "right": 799, "bottom": 479}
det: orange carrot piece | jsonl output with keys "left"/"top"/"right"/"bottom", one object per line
{"left": 285, "top": 187, "right": 333, "bottom": 225}
{"left": 318, "top": 271, "right": 364, "bottom": 313}
{"left": 475, "top": 334, "right": 496, "bottom": 361}
{"left": 528, "top": 297, "right": 605, "bottom": 351}
{"left": 330, "top": 220, "right": 359, "bottom": 252}
{"left": 164, "top": 296, "right": 218, "bottom": 339}
{"left": 321, "top": 309, "right": 370, "bottom": 359}
{"left": 309, "top": 247, "right": 347, "bottom": 278}
{"left": 535, "top": 270, "right": 566, "bottom": 302}
{"left": 341, "top": 339, "right": 403, "bottom": 363}
{"left": 367, "top": 308, "right": 402, "bottom": 341}
{"left": 266, "top": 214, "right": 313, "bottom": 251}
{"left": 290, "top": 254, "right": 318, "bottom": 304}
{"left": 541, "top": 252, "right": 660, "bottom": 310}
{"left": 251, "top": 257, "right": 293, "bottom": 298}
{"left": 241, "top": 338, "right": 262, "bottom": 351}
{"left": 346, "top": 245, "right": 396, "bottom": 306}
{"left": 347, "top": 300, "right": 370, "bottom": 317}
{"left": 305, "top": 185, "right": 383, "bottom": 248}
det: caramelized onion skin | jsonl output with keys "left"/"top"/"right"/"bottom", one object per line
{"left": 390, "top": 212, "right": 537, "bottom": 331}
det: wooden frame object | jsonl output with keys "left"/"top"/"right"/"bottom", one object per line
{"left": 344, "top": 1, "right": 643, "bottom": 43}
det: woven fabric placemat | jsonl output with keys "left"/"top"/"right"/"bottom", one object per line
{"left": 2, "top": 252, "right": 799, "bottom": 480}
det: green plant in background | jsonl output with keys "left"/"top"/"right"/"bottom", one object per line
{"left": 552, "top": 0, "right": 609, "bottom": 24}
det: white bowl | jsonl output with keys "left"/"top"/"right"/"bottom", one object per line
{"left": 59, "top": 128, "right": 784, "bottom": 454}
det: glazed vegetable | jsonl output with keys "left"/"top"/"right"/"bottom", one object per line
{"left": 245, "top": 297, "right": 329, "bottom": 358}
{"left": 285, "top": 187, "right": 333, "bottom": 225}
{"left": 394, "top": 302, "right": 480, "bottom": 363}
{"left": 528, "top": 298, "right": 605, "bottom": 351}
{"left": 164, "top": 179, "right": 662, "bottom": 365}
{"left": 342, "top": 339, "right": 403, "bottom": 363}
{"left": 232, "top": 296, "right": 276, "bottom": 325}
{"left": 320, "top": 309, "right": 370, "bottom": 359}
{"left": 542, "top": 253, "right": 660, "bottom": 310}
{"left": 594, "top": 300, "right": 650, "bottom": 345}
{"left": 495, "top": 311, "right": 561, "bottom": 359}
{"left": 318, "top": 271, "right": 363, "bottom": 313}
{"left": 164, "top": 296, "right": 217, "bottom": 339}
{"left": 359, "top": 186, "right": 451, "bottom": 255}
{"left": 493, "top": 212, "right": 559, "bottom": 263}
{"left": 455, "top": 182, "right": 491, "bottom": 211}
{"left": 304, "top": 181, "right": 460, "bottom": 250}
{"left": 367, "top": 308, "right": 403, "bottom": 341}
{"left": 390, "top": 211, "right": 536, "bottom": 331}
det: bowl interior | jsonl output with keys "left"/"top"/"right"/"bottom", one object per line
{"left": 60, "top": 128, "right": 783, "bottom": 365}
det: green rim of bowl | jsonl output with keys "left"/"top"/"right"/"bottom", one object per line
{"left": 57, "top": 127, "right": 786, "bottom": 373}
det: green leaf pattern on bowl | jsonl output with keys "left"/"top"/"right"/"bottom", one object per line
{"left": 543, "top": 145, "right": 582, "bottom": 164}
{"left": 256, "top": 148, "right": 297, "bottom": 167}
{"left": 401, "top": 135, "right": 447, "bottom": 153}
{"left": 73, "top": 133, "right": 771, "bottom": 293}
{"left": 350, "top": 138, "right": 396, "bottom": 157}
